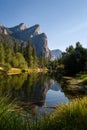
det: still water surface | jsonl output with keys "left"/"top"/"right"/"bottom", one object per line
{"left": 0, "top": 73, "right": 75, "bottom": 115}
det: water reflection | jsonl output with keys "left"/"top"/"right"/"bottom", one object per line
{"left": 0, "top": 73, "right": 69, "bottom": 115}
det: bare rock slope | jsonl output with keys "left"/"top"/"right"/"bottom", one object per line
{"left": 9, "top": 23, "right": 52, "bottom": 58}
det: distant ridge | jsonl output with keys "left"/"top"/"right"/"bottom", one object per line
{"left": 51, "top": 49, "right": 62, "bottom": 59}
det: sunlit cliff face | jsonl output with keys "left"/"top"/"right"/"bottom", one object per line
{"left": 19, "top": 23, "right": 27, "bottom": 31}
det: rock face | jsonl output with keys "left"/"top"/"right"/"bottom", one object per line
{"left": 9, "top": 23, "right": 52, "bottom": 58}
{"left": 30, "top": 33, "right": 52, "bottom": 58}
{"left": 51, "top": 49, "right": 62, "bottom": 59}
{"left": 0, "top": 24, "right": 10, "bottom": 35}
{"left": 0, "top": 23, "right": 53, "bottom": 59}
{"left": 9, "top": 23, "right": 27, "bottom": 33}
{"left": 10, "top": 24, "right": 40, "bottom": 41}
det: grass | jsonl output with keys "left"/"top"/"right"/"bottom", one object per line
{"left": 7, "top": 68, "right": 21, "bottom": 75}
{"left": 0, "top": 97, "right": 33, "bottom": 130}
{"left": 36, "top": 97, "right": 87, "bottom": 130}
{"left": 76, "top": 73, "right": 87, "bottom": 85}
{"left": 0, "top": 97, "right": 87, "bottom": 130}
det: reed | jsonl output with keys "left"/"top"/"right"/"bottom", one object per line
{"left": 0, "top": 97, "right": 87, "bottom": 130}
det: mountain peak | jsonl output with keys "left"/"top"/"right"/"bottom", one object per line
{"left": 9, "top": 23, "right": 27, "bottom": 32}
{"left": 19, "top": 23, "right": 27, "bottom": 30}
{"left": 29, "top": 24, "right": 40, "bottom": 35}
{"left": 0, "top": 22, "right": 53, "bottom": 59}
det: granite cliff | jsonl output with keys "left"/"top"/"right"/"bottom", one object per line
{"left": 9, "top": 23, "right": 52, "bottom": 58}
{"left": 0, "top": 24, "right": 11, "bottom": 35}
{"left": 0, "top": 23, "right": 52, "bottom": 59}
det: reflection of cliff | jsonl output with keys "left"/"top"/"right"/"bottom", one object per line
{"left": 0, "top": 73, "right": 61, "bottom": 115}
{"left": 42, "top": 79, "right": 61, "bottom": 99}
{"left": 18, "top": 76, "right": 62, "bottom": 115}
{"left": 19, "top": 77, "right": 57, "bottom": 107}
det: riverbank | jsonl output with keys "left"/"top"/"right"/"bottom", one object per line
{"left": 39, "top": 97, "right": 87, "bottom": 130}
{"left": 61, "top": 73, "right": 87, "bottom": 99}
{"left": 63, "top": 73, "right": 87, "bottom": 88}
{"left": 0, "top": 67, "right": 48, "bottom": 75}
{"left": 63, "top": 76, "right": 82, "bottom": 91}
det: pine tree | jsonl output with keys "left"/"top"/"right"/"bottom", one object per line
{"left": 12, "top": 52, "right": 27, "bottom": 68}
{"left": 24, "top": 41, "right": 32, "bottom": 67}
{"left": 0, "top": 43, "right": 5, "bottom": 65}
{"left": 5, "top": 47, "right": 12, "bottom": 64}
{"left": 32, "top": 45, "right": 37, "bottom": 68}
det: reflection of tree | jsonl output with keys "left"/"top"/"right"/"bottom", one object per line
{"left": 0, "top": 74, "right": 27, "bottom": 96}
{"left": 20, "top": 74, "right": 38, "bottom": 102}
{"left": 20, "top": 73, "right": 47, "bottom": 106}
{"left": 0, "top": 74, "right": 57, "bottom": 114}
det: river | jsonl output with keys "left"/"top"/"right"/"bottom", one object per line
{"left": 0, "top": 73, "right": 86, "bottom": 116}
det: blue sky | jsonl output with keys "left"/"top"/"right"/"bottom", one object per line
{"left": 0, "top": 0, "right": 87, "bottom": 51}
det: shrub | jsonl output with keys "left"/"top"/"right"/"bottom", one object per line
{"left": 3, "top": 63, "right": 11, "bottom": 71}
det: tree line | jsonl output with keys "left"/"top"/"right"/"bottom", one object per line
{"left": 0, "top": 40, "right": 47, "bottom": 70}
{"left": 47, "top": 42, "right": 87, "bottom": 76}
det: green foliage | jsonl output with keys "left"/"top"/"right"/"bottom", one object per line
{"left": 47, "top": 60, "right": 59, "bottom": 71}
{"left": 24, "top": 41, "right": 32, "bottom": 67}
{"left": 47, "top": 59, "right": 64, "bottom": 78}
{"left": 0, "top": 97, "right": 33, "bottom": 130}
{"left": 44, "top": 97, "right": 87, "bottom": 130}
{"left": 63, "top": 42, "right": 87, "bottom": 75}
{"left": 12, "top": 52, "right": 28, "bottom": 68}
{"left": 0, "top": 43, "right": 5, "bottom": 64}
{"left": 32, "top": 97, "right": 87, "bottom": 130}
{"left": 0, "top": 96, "right": 87, "bottom": 130}
{"left": 24, "top": 41, "right": 38, "bottom": 68}
{"left": 3, "top": 63, "right": 11, "bottom": 71}
{"left": 5, "top": 47, "right": 13, "bottom": 64}
{"left": 47, "top": 42, "right": 87, "bottom": 76}
{"left": 76, "top": 73, "right": 87, "bottom": 85}
{"left": 39, "top": 52, "right": 48, "bottom": 68}
{"left": 0, "top": 36, "right": 47, "bottom": 70}
{"left": 32, "top": 45, "right": 38, "bottom": 68}
{"left": 0, "top": 74, "right": 27, "bottom": 96}
{"left": 66, "top": 45, "right": 74, "bottom": 54}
